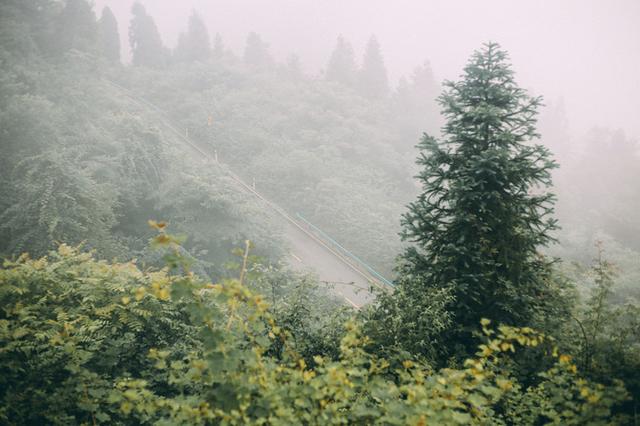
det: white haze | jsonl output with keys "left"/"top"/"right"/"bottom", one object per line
{"left": 95, "top": 0, "right": 640, "bottom": 140}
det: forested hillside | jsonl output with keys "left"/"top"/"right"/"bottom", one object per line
{"left": 0, "top": 1, "right": 286, "bottom": 279}
{"left": 1, "top": 0, "right": 639, "bottom": 424}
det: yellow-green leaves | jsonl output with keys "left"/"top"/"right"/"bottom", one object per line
{"left": 0, "top": 245, "right": 628, "bottom": 425}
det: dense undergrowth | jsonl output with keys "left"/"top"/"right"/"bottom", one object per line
{"left": 0, "top": 235, "right": 629, "bottom": 424}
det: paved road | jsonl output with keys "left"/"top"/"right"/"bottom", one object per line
{"left": 281, "top": 221, "right": 377, "bottom": 308}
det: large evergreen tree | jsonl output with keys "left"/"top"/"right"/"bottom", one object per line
{"left": 243, "top": 32, "right": 272, "bottom": 68}
{"left": 53, "top": 0, "right": 97, "bottom": 55}
{"left": 572, "top": 128, "right": 640, "bottom": 249}
{"left": 97, "top": 6, "right": 120, "bottom": 63}
{"left": 358, "top": 35, "right": 389, "bottom": 99}
{"left": 325, "top": 35, "right": 357, "bottom": 88}
{"left": 174, "top": 10, "right": 210, "bottom": 63}
{"left": 284, "top": 53, "right": 303, "bottom": 80}
{"left": 129, "top": 2, "right": 166, "bottom": 68}
{"left": 395, "top": 43, "right": 560, "bottom": 361}
{"left": 212, "top": 33, "right": 224, "bottom": 59}
{"left": 539, "top": 98, "right": 571, "bottom": 162}
{"left": 392, "top": 60, "right": 441, "bottom": 152}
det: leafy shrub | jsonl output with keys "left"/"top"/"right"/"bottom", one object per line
{"left": 0, "top": 239, "right": 628, "bottom": 424}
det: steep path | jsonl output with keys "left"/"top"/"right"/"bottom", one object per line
{"left": 103, "top": 79, "right": 392, "bottom": 307}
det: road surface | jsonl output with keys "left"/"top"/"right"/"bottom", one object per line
{"left": 282, "top": 221, "right": 377, "bottom": 308}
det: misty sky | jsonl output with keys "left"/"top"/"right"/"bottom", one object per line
{"left": 94, "top": 0, "right": 640, "bottom": 140}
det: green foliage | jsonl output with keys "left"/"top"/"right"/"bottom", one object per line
{"left": 0, "top": 244, "right": 200, "bottom": 424}
{"left": 174, "top": 11, "right": 211, "bottom": 63}
{"left": 559, "top": 128, "right": 640, "bottom": 253}
{"left": 0, "top": 0, "right": 56, "bottom": 61}
{"left": 362, "top": 274, "right": 453, "bottom": 363}
{"left": 325, "top": 35, "right": 357, "bottom": 88}
{"left": 358, "top": 36, "right": 389, "bottom": 99}
{"left": 98, "top": 6, "right": 120, "bottom": 63}
{"left": 503, "top": 354, "right": 628, "bottom": 425}
{"left": 119, "top": 55, "right": 412, "bottom": 277}
{"left": 392, "top": 61, "right": 441, "bottom": 153}
{"left": 0, "top": 242, "right": 627, "bottom": 424}
{"left": 151, "top": 163, "right": 284, "bottom": 277}
{"left": 1, "top": 5, "right": 638, "bottom": 422}
{"left": 53, "top": 0, "right": 97, "bottom": 55}
{"left": 0, "top": 28, "right": 282, "bottom": 272}
{"left": 129, "top": 2, "right": 167, "bottom": 68}
{"left": 247, "top": 263, "right": 352, "bottom": 363}
{"left": 568, "top": 243, "right": 640, "bottom": 419}
{"left": 212, "top": 33, "right": 224, "bottom": 59}
{"left": 391, "top": 42, "right": 562, "bottom": 361}
{"left": 243, "top": 32, "right": 273, "bottom": 69}
{"left": 0, "top": 151, "right": 119, "bottom": 257}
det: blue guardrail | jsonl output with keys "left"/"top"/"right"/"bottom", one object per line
{"left": 295, "top": 213, "right": 394, "bottom": 288}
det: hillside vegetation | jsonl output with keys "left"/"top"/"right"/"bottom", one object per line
{"left": 1, "top": 1, "right": 639, "bottom": 424}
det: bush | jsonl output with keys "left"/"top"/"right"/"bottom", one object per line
{"left": 0, "top": 239, "right": 628, "bottom": 424}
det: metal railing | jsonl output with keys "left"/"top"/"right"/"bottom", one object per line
{"left": 295, "top": 213, "right": 394, "bottom": 288}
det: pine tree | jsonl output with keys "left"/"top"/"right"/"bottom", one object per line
{"left": 539, "top": 98, "right": 570, "bottom": 161}
{"left": 174, "top": 10, "right": 210, "bottom": 63}
{"left": 0, "top": 0, "right": 50, "bottom": 59}
{"left": 54, "top": 0, "right": 97, "bottom": 54}
{"left": 243, "top": 32, "right": 272, "bottom": 68}
{"left": 410, "top": 61, "right": 439, "bottom": 110}
{"left": 212, "top": 33, "right": 224, "bottom": 59}
{"left": 574, "top": 128, "right": 640, "bottom": 248}
{"left": 98, "top": 6, "right": 120, "bottom": 63}
{"left": 397, "top": 43, "right": 559, "bottom": 360}
{"left": 284, "top": 53, "right": 303, "bottom": 80}
{"left": 325, "top": 35, "right": 356, "bottom": 88}
{"left": 392, "top": 60, "right": 441, "bottom": 151}
{"left": 409, "top": 61, "right": 441, "bottom": 133}
{"left": 358, "top": 35, "right": 389, "bottom": 98}
{"left": 129, "top": 2, "right": 166, "bottom": 68}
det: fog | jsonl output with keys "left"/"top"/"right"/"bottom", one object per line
{"left": 3, "top": 1, "right": 640, "bottom": 417}
{"left": 96, "top": 0, "right": 640, "bottom": 138}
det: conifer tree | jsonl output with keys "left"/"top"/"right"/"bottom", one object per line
{"left": 410, "top": 63, "right": 440, "bottom": 127}
{"left": 54, "top": 0, "right": 97, "bottom": 54}
{"left": 539, "top": 98, "right": 571, "bottom": 162}
{"left": 129, "top": 2, "right": 166, "bottom": 68}
{"left": 325, "top": 35, "right": 357, "bottom": 88}
{"left": 174, "top": 10, "right": 210, "bottom": 63}
{"left": 392, "top": 60, "right": 441, "bottom": 151}
{"left": 358, "top": 35, "right": 389, "bottom": 98}
{"left": 284, "top": 53, "right": 303, "bottom": 80}
{"left": 212, "top": 33, "right": 224, "bottom": 59}
{"left": 243, "top": 32, "right": 272, "bottom": 68}
{"left": 397, "top": 43, "right": 559, "bottom": 360}
{"left": 98, "top": 6, "right": 120, "bottom": 63}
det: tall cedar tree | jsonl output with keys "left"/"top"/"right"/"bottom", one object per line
{"left": 243, "top": 32, "right": 272, "bottom": 68}
{"left": 393, "top": 60, "right": 441, "bottom": 152}
{"left": 54, "top": 0, "right": 97, "bottom": 55}
{"left": 174, "top": 10, "right": 211, "bottom": 63}
{"left": 358, "top": 36, "right": 389, "bottom": 99}
{"left": 325, "top": 35, "right": 357, "bottom": 88}
{"left": 129, "top": 2, "right": 166, "bottom": 68}
{"left": 212, "top": 33, "right": 224, "bottom": 58}
{"left": 399, "top": 43, "right": 559, "bottom": 360}
{"left": 285, "top": 53, "right": 303, "bottom": 80}
{"left": 98, "top": 6, "right": 120, "bottom": 63}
